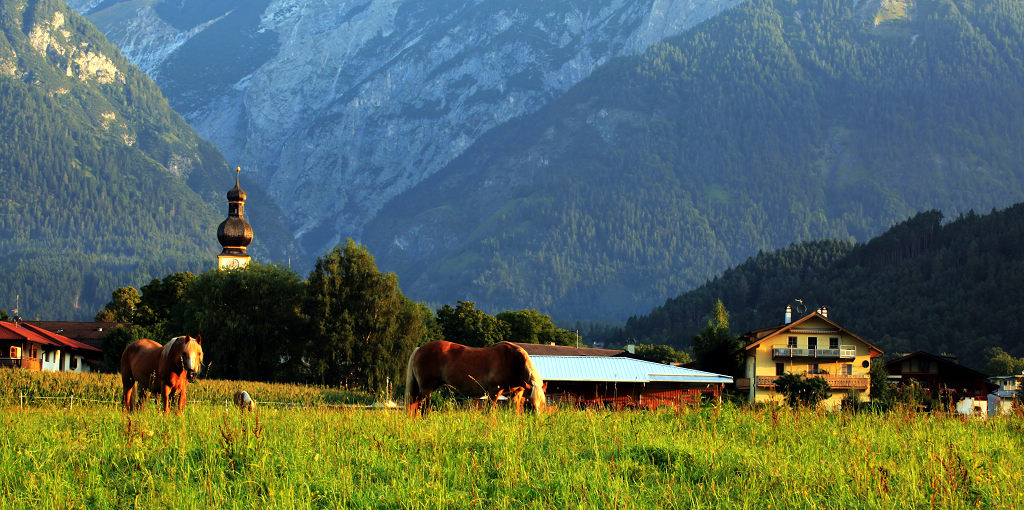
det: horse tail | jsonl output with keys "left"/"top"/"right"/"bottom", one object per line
{"left": 404, "top": 346, "right": 421, "bottom": 410}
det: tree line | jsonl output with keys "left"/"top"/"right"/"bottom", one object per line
{"left": 96, "top": 240, "right": 580, "bottom": 392}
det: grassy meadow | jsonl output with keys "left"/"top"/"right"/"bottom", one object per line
{"left": 0, "top": 372, "right": 1022, "bottom": 509}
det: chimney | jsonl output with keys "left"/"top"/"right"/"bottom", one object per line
{"left": 784, "top": 304, "right": 792, "bottom": 324}
{"left": 817, "top": 306, "right": 829, "bottom": 318}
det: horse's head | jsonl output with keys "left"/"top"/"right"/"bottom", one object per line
{"left": 514, "top": 346, "right": 547, "bottom": 413}
{"left": 180, "top": 335, "right": 204, "bottom": 382}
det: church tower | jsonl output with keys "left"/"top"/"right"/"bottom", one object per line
{"left": 217, "top": 167, "right": 253, "bottom": 270}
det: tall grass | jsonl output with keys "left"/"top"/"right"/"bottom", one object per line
{"left": 0, "top": 369, "right": 372, "bottom": 407}
{"left": 0, "top": 400, "right": 1021, "bottom": 508}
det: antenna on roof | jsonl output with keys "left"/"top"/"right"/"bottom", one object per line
{"left": 793, "top": 298, "right": 806, "bottom": 315}
{"left": 11, "top": 295, "right": 22, "bottom": 323}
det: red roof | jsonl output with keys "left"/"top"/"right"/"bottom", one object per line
{"left": 0, "top": 322, "right": 62, "bottom": 347}
{"left": 19, "top": 323, "right": 101, "bottom": 353}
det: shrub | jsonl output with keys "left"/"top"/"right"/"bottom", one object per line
{"left": 774, "top": 373, "right": 831, "bottom": 409}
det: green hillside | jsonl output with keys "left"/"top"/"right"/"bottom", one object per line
{"left": 364, "top": 0, "right": 1024, "bottom": 322}
{"left": 605, "top": 203, "right": 1024, "bottom": 370}
{"left": 0, "top": 0, "right": 299, "bottom": 319}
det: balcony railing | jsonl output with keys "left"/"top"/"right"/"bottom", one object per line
{"left": 750, "top": 375, "right": 869, "bottom": 390}
{"left": 772, "top": 345, "right": 857, "bottom": 360}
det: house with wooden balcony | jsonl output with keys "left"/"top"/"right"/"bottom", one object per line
{"left": 735, "top": 307, "right": 884, "bottom": 408}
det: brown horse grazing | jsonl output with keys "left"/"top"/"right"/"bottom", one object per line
{"left": 405, "top": 340, "right": 546, "bottom": 416}
{"left": 120, "top": 335, "right": 204, "bottom": 414}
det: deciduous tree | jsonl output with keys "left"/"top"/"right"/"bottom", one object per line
{"left": 304, "top": 240, "right": 423, "bottom": 391}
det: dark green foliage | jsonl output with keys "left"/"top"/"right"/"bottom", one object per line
{"left": 366, "top": 0, "right": 1024, "bottom": 322}
{"left": 609, "top": 203, "right": 1024, "bottom": 369}
{"left": 176, "top": 263, "right": 306, "bottom": 382}
{"left": 774, "top": 373, "right": 831, "bottom": 408}
{"left": 869, "top": 362, "right": 896, "bottom": 411}
{"left": 495, "top": 309, "right": 575, "bottom": 346}
{"left": 134, "top": 272, "right": 196, "bottom": 328}
{"left": 94, "top": 287, "right": 140, "bottom": 322}
{"left": 984, "top": 347, "right": 1024, "bottom": 377}
{"left": 691, "top": 300, "right": 742, "bottom": 377}
{"left": 0, "top": 0, "right": 298, "bottom": 320}
{"left": 629, "top": 344, "right": 691, "bottom": 365}
{"left": 303, "top": 240, "right": 424, "bottom": 390}
{"left": 435, "top": 301, "right": 581, "bottom": 347}
{"left": 435, "top": 301, "right": 509, "bottom": 348}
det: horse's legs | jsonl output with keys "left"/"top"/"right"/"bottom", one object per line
{"left": 162, "top": 386, "right": 171, "bottom": 414}
{"left": 490, "top": 389, "right": 506, "bottom": 412}
{"left": 511, "top": 387, "right": 526, "bottom": 415}
{"left": 177, "top": 386, "right": 188, "bottom": 414}
{"left": 419, "top": 392, "right": 431, "bottom": 416}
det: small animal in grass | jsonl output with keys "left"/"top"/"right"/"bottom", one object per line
{"left": 233, "top": 390, "right": 255, "bottom": 412}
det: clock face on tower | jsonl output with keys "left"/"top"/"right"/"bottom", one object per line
{"left": 218, "top": 256, "right": 250, "bottom": 270}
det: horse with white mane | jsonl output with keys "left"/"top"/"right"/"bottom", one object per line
{"left": 120, "top": 335, "right": 204, "bottom": 414}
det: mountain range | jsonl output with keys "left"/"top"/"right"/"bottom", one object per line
{"left": 67, "top": 0, "right": 746, "bottom": 254}
{"left": 14, "top": 0, "right": 1024, "bottom": 325}
{"left": 363, "top": 0, "right": 1024, "bottom": 320}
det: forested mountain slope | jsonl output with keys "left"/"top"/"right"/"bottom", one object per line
{"left": 365, "top": 0, "right": 1024, "bottom": 321}
{"left": 606, "top": 204, "right": 1024, "bottom": 370}
{"left": 0, "top": 0, "right": 298, "bottom": 319}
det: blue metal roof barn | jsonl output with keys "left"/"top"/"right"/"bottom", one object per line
{"left": 530, "top": 356, "right": 733, "bottom": 384}
{"left": 528, "top": 355, "right": 733, "bottom": 410}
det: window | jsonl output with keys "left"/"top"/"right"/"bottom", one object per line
{"left": 841, "top": 364, "right": 852, "bottom": 376}
{"left": 776, "top": 363, "right": 785, "bottom": 376}
{"left": 919, "top": 359, "right": 931, "bottom": 373}
{"left": 808, "top": 337, "right": 818, "bottom": 350}
{"left": 787, "top": 336, "right": 797, "bottom": 348}
{"left": 70, "top": 357, "right": 78, "bottom": 370}
{"left": 829, "top": 337, "right": 839, "bottom": 349}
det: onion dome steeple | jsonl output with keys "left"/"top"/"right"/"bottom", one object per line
{"left": 217, "top": 167, "right": 253, "bottom": 270}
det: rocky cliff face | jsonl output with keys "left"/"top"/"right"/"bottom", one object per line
{"left": 70, "top": 0, "right": 744, "bottom": 254}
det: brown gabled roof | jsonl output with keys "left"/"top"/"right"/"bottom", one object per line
{"left": 885, "top": 351, "right": 988, "bottom": 378}
{"left": 512, "top": 343, "right": 625, "bottom": 357}
{"left": 25, "top": 321, "right": 126, "bottom": 350}
{"left": 741, "top": 312, "right": 884, "bottom": 357}
{"left": 19, "top": 323, "right": 101, "bottom": 353}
